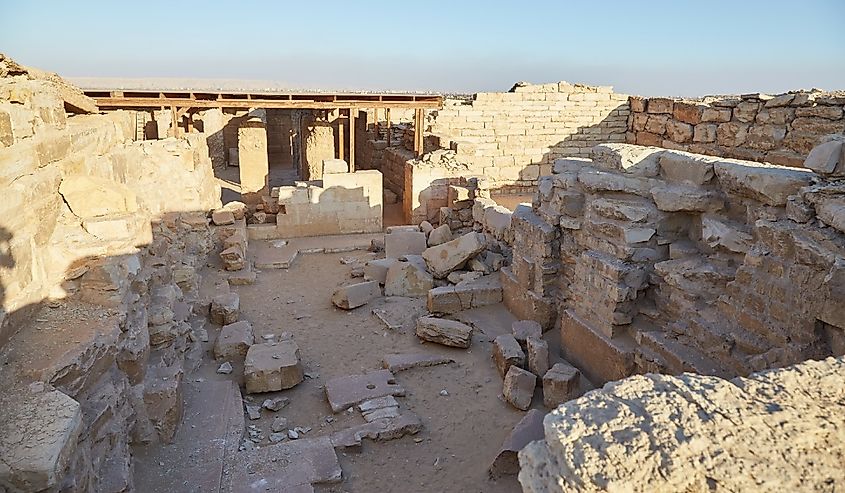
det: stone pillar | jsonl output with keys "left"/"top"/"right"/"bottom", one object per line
{"left": 238, "top": 111, "right": 268, "bottom": 205}
{"left": 302, "top": 112, "right": 335, "bottom": 181}
{"left": 198, "top": 108, "right": 226, "bottom": 170}
{"left": 153, "top": 109, "right": 172, "bottom": 140}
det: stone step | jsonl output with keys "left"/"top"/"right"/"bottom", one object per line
{"left": 638, "top": 331, "right": 733, "bottom": 378}
{"left": 132, "top": 379, "right": 244, "bottom": 493}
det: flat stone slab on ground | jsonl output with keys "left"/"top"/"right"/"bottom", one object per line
{"left": 382, "top": 353, "right": 454, "bottom": 372}
{"left": 330, "top": 412, "right": 423, "bottom": 449}
{"left": 489, "top": 408, "right": 545, "bottom": 478}
{"left": 244, "top": 340, "right": 304, "bottom": 393}
{"left": 331, "top": 281, "right": 381, "bottom": 309}
{"left": 415, "top": 316, "right": 473, "bottom": 348}
{"left": 324, "top": 369, "right": 406, "bottom": 413}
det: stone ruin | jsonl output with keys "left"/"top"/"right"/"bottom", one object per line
{"left": 0, "top": 52, "right": 843, "bottom": 492}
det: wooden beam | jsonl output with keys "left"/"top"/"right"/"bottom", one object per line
{"left": 337, "top": 109, "right": 345, "bottom": 161}
{"left": 90, "top": 98, "right": 442, "bottom": 110}
{"left": 349, "top": 109, "right": 356, "bottom": 172}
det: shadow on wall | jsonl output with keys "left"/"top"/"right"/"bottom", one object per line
{"left": 409, "top": 103, "right": 629, "bottom": 224}
{"left": 0, "top": 226, "right": 14, "bottom": 333}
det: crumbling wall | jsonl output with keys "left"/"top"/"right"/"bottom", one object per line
{"left": 0, "top": 62, "right": 221, "bottom": 492}
{"left": 519, "top": 355, "right": 845, "bottom": 493}
{"left": 627, "top": 91, "right": 845, "bottom": 166}
{"left": 505, "top": 142, "right": 844, "bottom": 385}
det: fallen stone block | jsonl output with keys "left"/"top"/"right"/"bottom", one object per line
{"left": 228, "top": 267, "right": 257, "bottom": 285}
{"left": 331, "top": 281, "right": 381, "bottom": 309}
{"left": 493, "top": 334, "right": 526, "bottom": 378}
{"left": 427, "top": 274, "right": 502, "bottom": 313}
{"left": 358, "top": 395, "right": 400, "bottom": 422}
{"left": 422, "top": 232, "right": 486, "bottom": 278}
{"left": 381, "top": 353, "right": 453, "bottom": 372}
{"left": 384, "top": 255, "right": 433, "bottom": 297}
{"left": 385, "top": 230, "right": 427, "bottom": 258}
{"left": 222, "top": 200, "right": 247, "bottom": 220}
{"left": 211, "top": 208, "right": 235, "bottom": 226}
{"left": 363, "top": 258, "right": 397, "bottom": 284}
{"left": 543, "top": 362, "right": 581, "bottom": 408}
{"left": 427, "top": 223, "right": 453, "bottom": 246}
{"left": 415, "top": 316, "right": 473, "bottom": 348}
{"left": 143, "top": 361, "right": 184, "bottom": 443}
{"left": 512, "top": 320, "right": 542, "bottom": 347}
{"left": 803, "top": 138, "right": 844, "bottom": 178}
{"left": 527, "top": 337, "right": 550, "bottom": 380}
{"left": 419, "top": 220, "right": 434, "bottom": 234}
{"left": 219, "top": 246, "right": 246, "bottom": 271}
{"left": 324, "top": 369, "right": 406, "bottom": 413}
{"left": 224, "top": 436, "right": 342, "bottom": 491}
{"left": 210, "top": 292, "right": 239, "bottom": 325}
{"left": 503, "top": 366, "right": 536, "bottom": 410}
{"left": 489, "top": 408, "right": 545, "bottom": 478}
{"left": 213, "top": 320, "right": 254, "bottom": 362}
{"left": 244, "top": 340, "right": 304, "bottom": 393}
{"left": 330, "top": 412, "right": 423, "bottom": 449}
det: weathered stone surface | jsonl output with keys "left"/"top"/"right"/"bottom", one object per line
{"left": 385, "top": 230, "right": 427, "bottom": 258}
{"left": 322, "top": 158, "right": 348, "bottom": 174}
{"left": 330, "top": 412, "right": 423, "bottom": 448}
{"left": 701, "top": 214, "right": 754, "bottom": 254}
{"left": 503, "top": 366, "right": 536, "bottom": 410}
{"left": 422, "top": 232, "right": 487, "bottom": 278}
{"left": 363, "top": 258, "right": 397, "bottom": 284}
{"left": 415, "top": 316, "right": 473, "bottom": 348}
{"left": 577, "top": 169, "right": 657, "bottom": 197}
{"left": 803, "top": 138, "right": 844, "bottom": 178}
{"left": 512, "top": 320, "right": 542, "bottom": 347}
{"left": 324, "top": 369, "right": 405, "bottom": 413}
{"left": 210, "top": 292, "right": 239, "bottom": 325}
{"left": 542, "top": 362, "right": 581, "bottom": 408}
{"left": 427, "top": 274, "right": 502, "bottom": 313}
{"left": 527, "top": 337, "right": 550, "bottom": 379}
{"left": 590, "top": 143, "right": 661, "bottom": 177}
{"left": 384, "top": 255, "right": 433, "bottom": 297}
{"left": 0, "top": 387, "right": 82, "bottom": 492}
{"left": 650, "top": 185, "right": 724, "bottom": 212}
{"left": 211, "top": 209, "right": 235, "bottom": 226}
{"left": 225, "top": 436, "right": 342, "bottom": 491}
{"left": 213, "top": 321, "right": 254, "bottom": 361}
{"left": 427, "top": 223, "right": 453, "bottom": 246}
{"left": 381, "top": 353, "right": 453, "bottom": 372}
{"left": 713, "top": 159, "right": 814, "bottom": 206}
{"left": 493, "top": 334, "right": 526, "bottom": 378}
{"left": 489, "top": 408, "right": 545, "bottom": 478}
{"left": 519, "top": 357, "right": 845, "bottom": 493}
{"left": 657, "top": 150, "right": 715, "bottom": 185}
{"left": 244, "top": 340, "right": 304, "bottom": 393}
{"left": 331, "top": 281, "right": 381, "bottom": 309}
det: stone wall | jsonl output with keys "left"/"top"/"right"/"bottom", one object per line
{"left": 0, "top": 62, "right": 221, "bottom": 492}
{"left": 519, "top": 356, "right": 845, "bottom": 493}
{"left": 627, "top": 91, "right": 845, "bottom": 167}
{"left": 503, "top": 142, "right": 844, "bottom": 385}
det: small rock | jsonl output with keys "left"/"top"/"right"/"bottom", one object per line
{"left": 439, "top": 389, "right": 449, "bottom": 396}
{"left": 246, "top": 405, "right": 262, "bottom": 420}
{"left": 288, "top": 429, "right": 299, "bottom": 440}
{"left": 269, "top": 432, "right": 287, "bottom": 443}
{"left": 262, "top": 397, "right": 290, "bottom": 412}
{"left": 217, "top": 362, "right": 233, "bottom": 374}
{"left": 271, "top": 416, "right": 288, "bottom": 433}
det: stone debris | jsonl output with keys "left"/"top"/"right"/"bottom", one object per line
{"left": 268, "top": 432, "right": 287, "bottom": 444}
{"left": 244, "top": 340, "right": 304, "bottom": 393}
{"left": 224, "top": 436, "right": 342, "bottom": 491}
{"left": 262, "top": 397, "right": 290, "bottom": 412}
{"left": 227, "top": 266, "right": 256, "bottom": 285}
{"left": 415, "top": 316, "right": 473, "bottom": 348}
{"left": 324, "top": 369, "right": 406, "bottom": 413}
{"left": 519, "top": 357, "right": 845, "bottom": 493}
{"left": 427, "top": 274, "right": 503, "bottom": 314}
{"left": 446, "top": 270, "right": 483, "bottom": 285}
{"left": 363, "top": 258, "right": 397, "bottom": 284}
{"left": 422, "top": 232, "right": 487, "bottom": 278}
{"left": 245, "top": 404, "right": 262, "bottom": 421}
{"left": 489, "top": 408, "right": 545, "bottom": 478}
{"left": 330, "top": 412, "right": 423, "bottom": 449}
{"left": 427, "top": 223, "right": 453, "bottom": 246}
{"left": 271, "top": 416, "right": 289, "bottom": 433}
{"left": 331, "top": 280, "right": 381, "bottom": 309}
{"left": 382, "top": 353, "right": 453, "bottom": 372}
{"left": 542, "top": 362, "right": 581, "bottom": 408}
{"left": 512, "top": 320, "right": 543, "bottom": 346}
{"left": 211, "top": 208, "right": 235, "bottom": 226}
{"left": 217, "top": 362, "right": 233, "bottom": 374}
{"left": 493, "top": 334, "right": 526, "bottom": 378}
{"left": 503, "top": 366, "right": 536, "bottom": 411}
{"left": 384, "top": 255, "right": 434, "bottom": 297}
{"left": 210, "top": 292, "right": 239, "bottom": 325}
{"left": 420, "top": 220, "right": 434, "bottom": 234}
{"left": 526, "top": 337, "right": 550, "bottom": 380}
{"left": 213, "top": 320, "right": 254, "bottom": 362}
{"left": 358, "top": 396, "right": 401, "bottom": 422}
{"left": 385, "top": 230, "right": 427, "bottom": 258}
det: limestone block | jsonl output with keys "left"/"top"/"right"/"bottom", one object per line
{"left": 527, "top": 337, "right": 550, "bottom": 380}
{"left": 422, "top": 232, "right": 486, "bottom": 278}
{"left": 512, "top": 318, "right": 543, "bottom": 346}
{"left": 693, "top": 124, "right": 717, "bottom": 143}
{"left": 646, "top": 98, "right": 673, "bottom": 114}
{"left": 665, "top": 120, "right": 694, "bottom": 143}
{"left": 210, "top": 292, "right": 239, "bottom": 325}
{"left": 220, "top": 246, "right": 246, "bottom": 271}
{"left": 503, "top": 366, "right": 536, "bottom": 410}
{"left": 0, "top": 102, "right": 35, "bottom": 146}
{"left": 211, "top": 209, "right": 235, "bottom": 226}
{"left": 385, "top": 231, "right": 427, "bottom": 258}
{"left": 673, "top": 102, "right": 704, "bottom": 125}
{"left": 420, "top": 220, "right": 434, "bottom": 234}
{"left": 542, "top": 362, "right": 581, "bottom": 408}
{"left": 493, "top": 334, "right": 526, "bottom": 378}
{"left": 58, "top": 175, "right": 139, "bottom": 218}
{"left": 815, "top": 196, "right": 845, "bottom": 234}
{"left": 657, "top": 150, "right": 716, "bottom": 185}
{"left": 577, "top": 169, "right": 658, "bottom": 197}
{"left": 484, "top": 205, "right": 513, "bottom": 238}
{"left": 415, "top": 316, "right": 473, "bottom": 348}
{"left": 650, "top": 185, "right": 724, "bottom": 212}
{"left": 716, "top": 122, "right": 749, "bottom": 147}
{"left": 213, "top": 320, "right": 254, "bottom": 361}
{"left": 713, "top": 159, "right": 814, "bottom": 206}
{"left": 428, "top": 223, "right": 453, "bottom": 246}
{"left": 364, "top": 258, "right": 398, "bottom": 284}
{"left": 701, "top": 107, "right": 732, "bottom": 123}
{"left": 238, "top": 116, "right": 269, "bottom": 202}
{"left": 323, "top": 158, "right": 349, "bottom": 174}
{"left": 384, "top": 255, "right": 433, "bottom": 297}
{"left": 0, "top": 387, "right": 82, "bottom": 492}
{"left": 591, "top": 143, "right": 662, "bottom": 177}
{"left": 803, "top": 138, "right": 844, "bottom": 178}
{"left": 701, "top": 214, "right": 754, "bottom": 254}
{"left": 143, "top": 362, "right": 184, "bottom": 443}
{"left": 426, "top": 274, "right": 503, "bottom": 313}
{"left": 244, "top": 340, "right": 304, "bottom": 393}
{"left": 331, "top": 281, "right": 381, "bottom": 309}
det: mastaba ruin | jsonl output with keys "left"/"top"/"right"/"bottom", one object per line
{"left": 0, "top": 51, "right": 843, "bottom": 492}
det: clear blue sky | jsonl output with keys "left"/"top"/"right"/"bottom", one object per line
{"left": 2, "top": 0, "right": 844, "bottom": 96}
